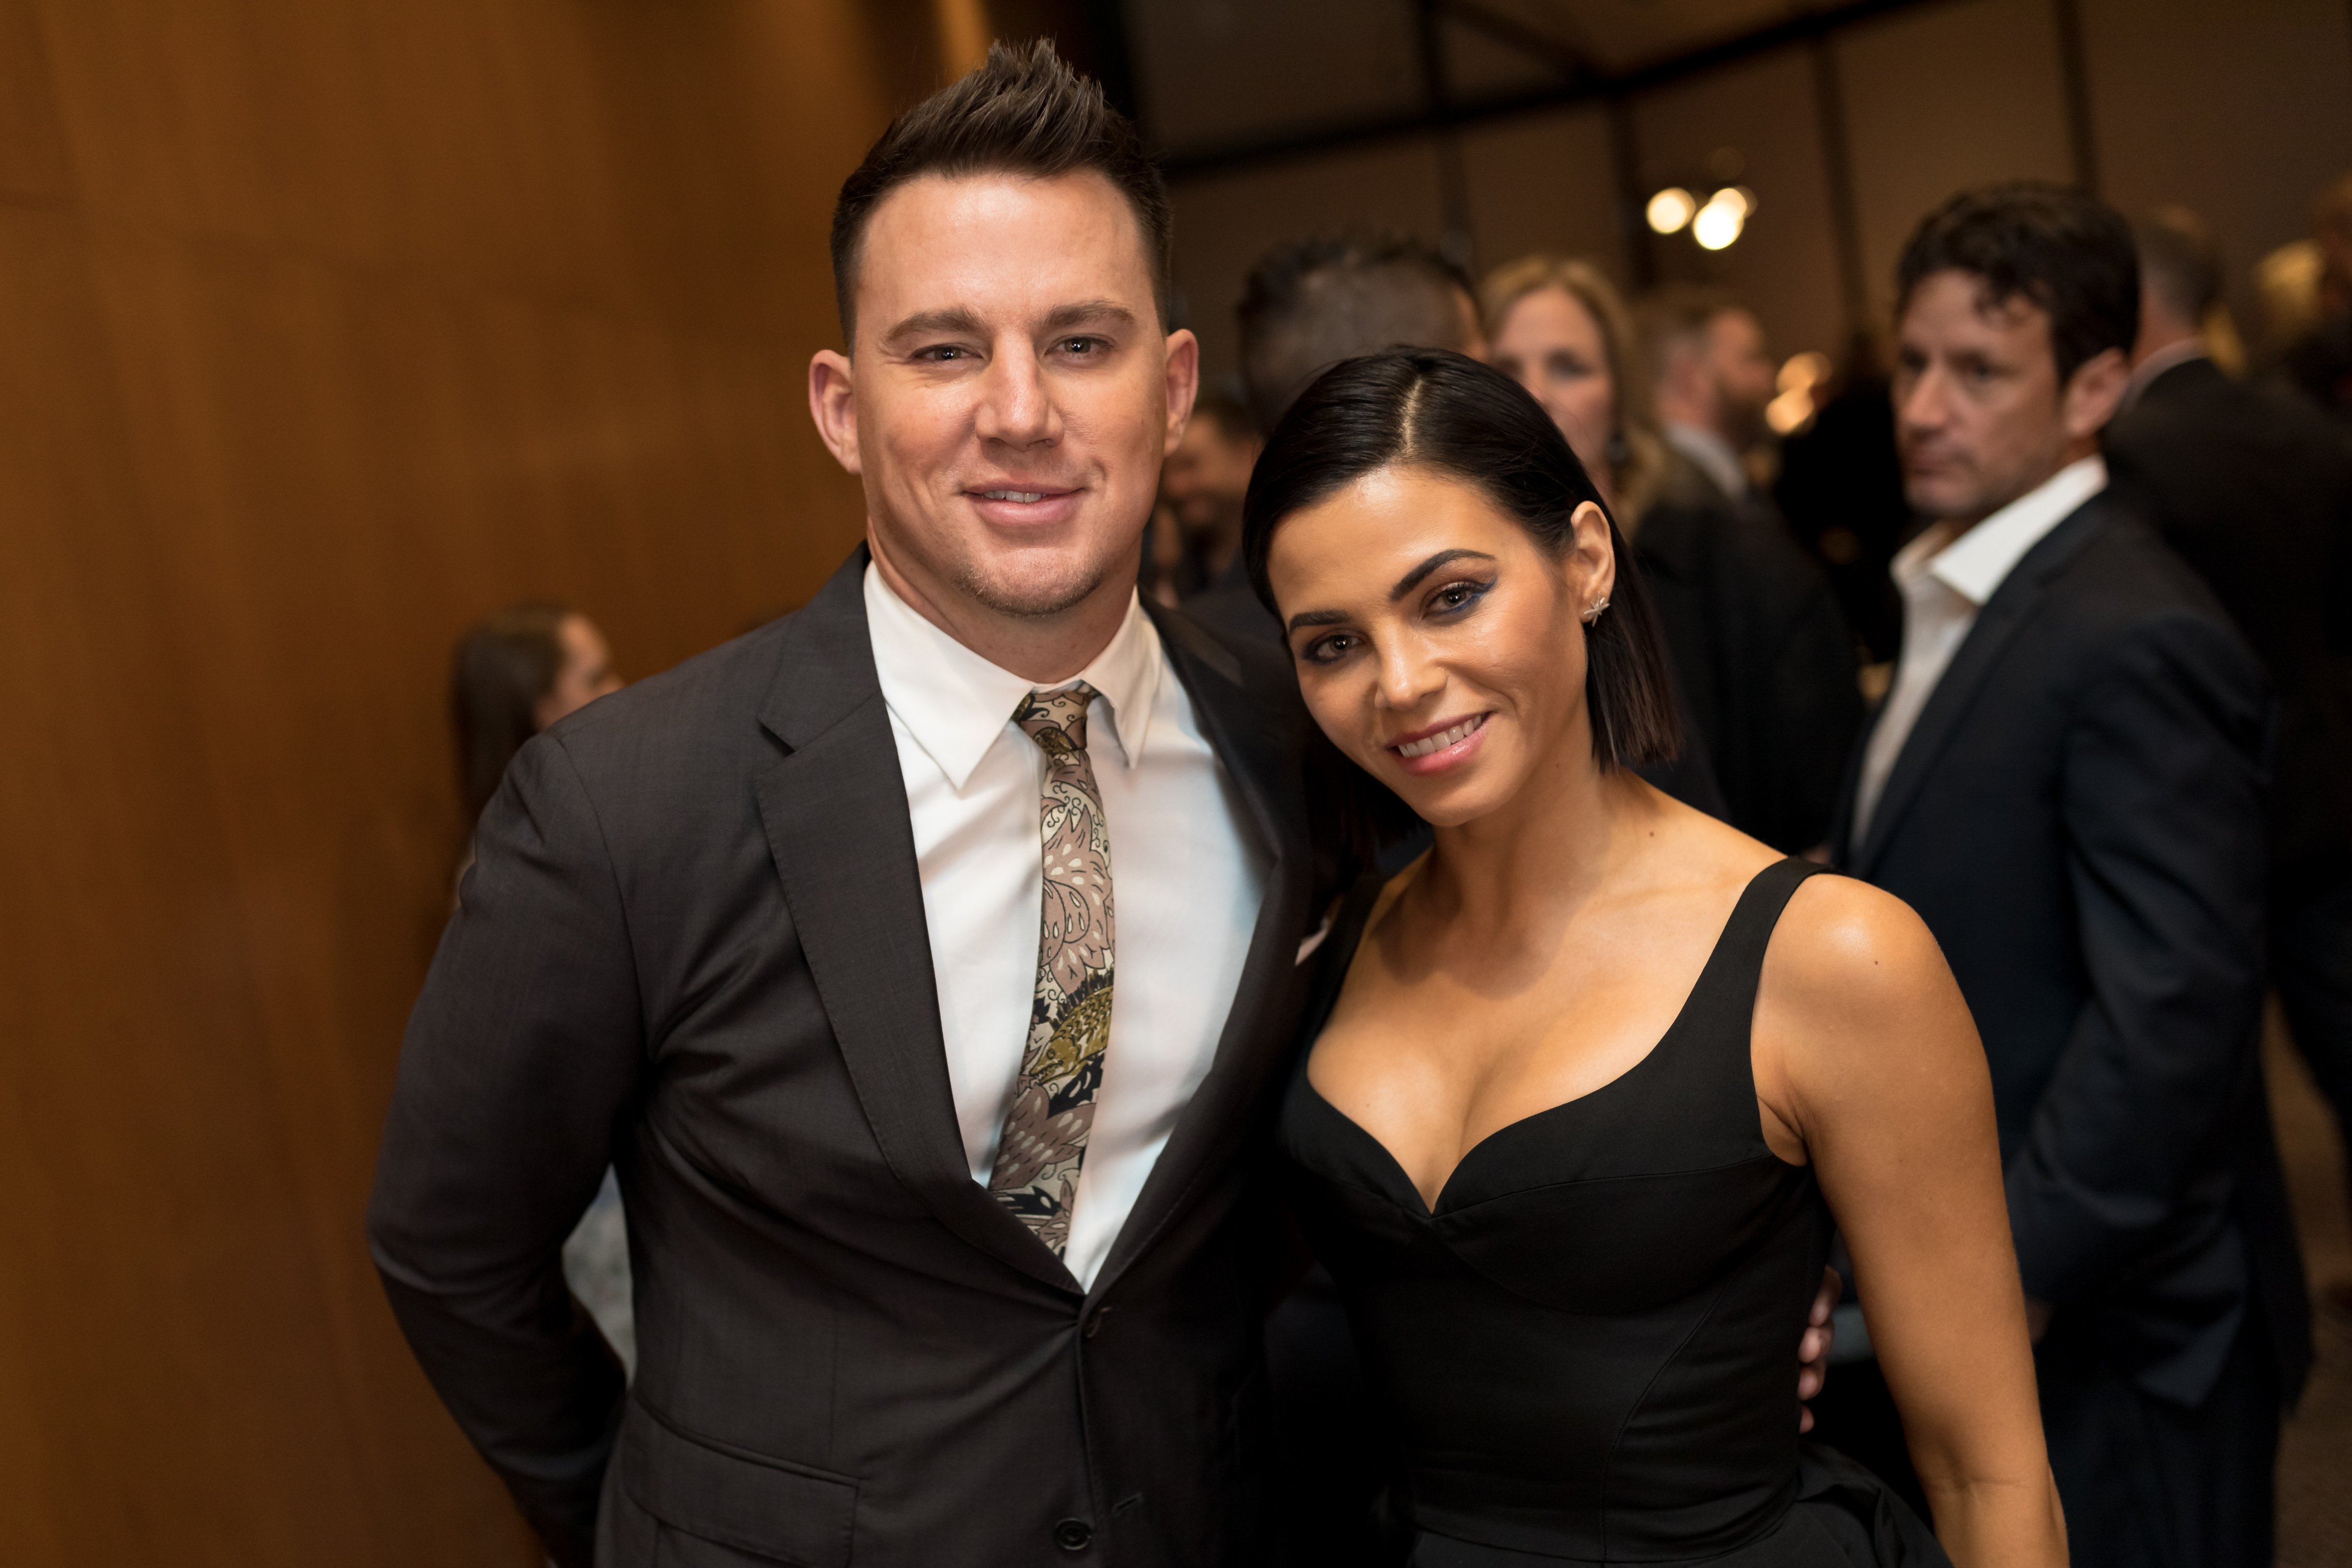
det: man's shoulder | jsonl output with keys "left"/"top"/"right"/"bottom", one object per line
{"left": 2035, "top": 494, "right": 2259, "bottom": 687}
{"left": 540, "top": 612, "right": 802, "bottom": 786}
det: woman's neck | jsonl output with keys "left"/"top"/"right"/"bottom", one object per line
{"left": 1414, "top": 728, "right": 1657, "bottom": 939}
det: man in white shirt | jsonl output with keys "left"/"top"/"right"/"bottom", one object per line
{"left": 1820, "top": 182, "right": 2303, "bottom": 1568}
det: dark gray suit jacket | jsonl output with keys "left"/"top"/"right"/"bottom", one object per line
{"left": 1831, "top": 490, "right": 2309, "bottom": 1409}
{"left": 368, "top": 549, "right": 1325, "bottom": 1568}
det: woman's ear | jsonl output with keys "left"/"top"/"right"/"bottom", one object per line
{"left": 1567, "top": 500, "right": 1617, "bottom": 615}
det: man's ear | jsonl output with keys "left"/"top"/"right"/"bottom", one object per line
{"left": 809, "top": 349, "right": 862, "bottom": 475}
{"left": 2060, "top": 344, "right": 2130, "bottom": 443}
{"left": 1163, "top": 327, "right": 1201, "bottom": 456}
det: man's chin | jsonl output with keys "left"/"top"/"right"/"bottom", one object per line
{"left": 958, "top": 560, "right": 1119, "bottom": 620}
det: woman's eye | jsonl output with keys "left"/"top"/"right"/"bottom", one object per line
{"left": 1429, "top": 580, "right": 1489, "bottom": 615}
{"left": 1301, "top": 632, "right": 1357, "bottom": 664}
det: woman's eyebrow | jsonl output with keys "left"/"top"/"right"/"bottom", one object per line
{"left": 1391, "top": 549, "right": 1495, "bottom": 598}
{"left": 1285, "top": 608, "right": 1347, "bottom": 632}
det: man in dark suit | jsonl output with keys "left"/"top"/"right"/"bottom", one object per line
{"left": 1829, "top": 182, "right": 2310, "bottom": 1566}
{"left": 368, "top": 44, "right": 1326, "bottom": 1567}
{"left": 1634, "top": 285, "right": 1862, "bottom": 853}
{"left": 2106, "top": 211, "right": 2352, "bottom": 1321}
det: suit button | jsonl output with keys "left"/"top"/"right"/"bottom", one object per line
{"left": 1054, "top": 1518, "right": 1094, "bottom": 1552}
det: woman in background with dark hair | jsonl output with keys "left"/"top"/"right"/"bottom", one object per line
{"left": 1248, "top": 350, "right": 2062, "bottom": 1566}
{"left": 446, "top": 601, "right": 633, "bottom": 1372}
{"left": 451, "top": 602, "right": 623, "bottom": 839}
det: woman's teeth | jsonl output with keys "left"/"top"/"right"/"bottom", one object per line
{"left": 1397, "top": 716, "right": 1485, "bottom": 758}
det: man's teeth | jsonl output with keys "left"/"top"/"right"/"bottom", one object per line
{"left": 982, "top": 489, "right": 1047, "bottom": 502}
{"left": 1397, "top": 717, "right": 1483, "bottom": 759}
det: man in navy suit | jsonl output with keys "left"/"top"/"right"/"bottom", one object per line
{"left": 1829, "top": 183, "right": 2309, "bottom": 1566}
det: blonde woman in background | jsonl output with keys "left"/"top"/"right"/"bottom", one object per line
{"left": 1481, "top": 255, "right": 1668, "bottom": 525}
{"left": 1482, "top": 256, "right": 1862, "bottom": 855}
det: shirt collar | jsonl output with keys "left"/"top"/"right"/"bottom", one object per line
{"left": 863, "top": 562, "right": 1163, "bottom": 790}
{"left": 1922, "top": 455, "right": 2106, "bottom": 607}
{"left": 1661, "top": 422, "right": 1748, "bottom": 502}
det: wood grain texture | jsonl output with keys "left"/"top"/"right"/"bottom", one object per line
{"left": 0, "top": 2, "right": 935, "bottom": 1560}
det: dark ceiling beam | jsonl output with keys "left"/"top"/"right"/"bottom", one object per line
{"left": 1435, "top": 0, "right": 1608, "bottom": 85}
{"left": 1158, "top": 0, "right": 1964, "bottom": 182}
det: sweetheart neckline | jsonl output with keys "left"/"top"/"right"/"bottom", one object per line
{"left": 1299, "top": 857, "right": 1816, "bottom": 1214}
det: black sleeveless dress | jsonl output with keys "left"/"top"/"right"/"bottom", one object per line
{"left": 1278, "top": 857, "right": 1950, "bottom": 1566}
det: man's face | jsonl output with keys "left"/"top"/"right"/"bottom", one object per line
{"left": 1159, "top": 418, "right": 1260, "bottom": 539}
{"left": 1893, "top": 270, "right": 2113, "bottom": 525}
{"left": 811, "top": 171, "right": 1196, "bottom": 622}
{"left": 1704, "top": 308, "right": 1776, "bottom": 447}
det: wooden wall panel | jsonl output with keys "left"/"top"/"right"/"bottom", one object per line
{"left": 0, "top": 1, "right": 935, "bottom": 1562}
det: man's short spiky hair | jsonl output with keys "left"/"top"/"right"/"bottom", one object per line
{"left": 829, "top": 39, "right": 1173, "bottom": 343}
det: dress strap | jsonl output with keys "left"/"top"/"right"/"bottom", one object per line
{"left": 1651, "top": 857, "right": 1833, "bottom": 1143}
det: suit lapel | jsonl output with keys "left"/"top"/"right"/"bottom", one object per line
{"left": 1091, "top": 604, "right": 1312, "bottom": 1298}
{"left": 753, "top": 549, "right": 1078, "bottom": 1295}
{"left": 1851, "top": 498, "right": 2112, "bottom": 877}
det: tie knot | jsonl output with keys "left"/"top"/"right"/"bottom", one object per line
{"left": 1016, "top": 682, "right": 1097, "bottom": 758}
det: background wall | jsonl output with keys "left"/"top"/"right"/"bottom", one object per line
{"left": 0, "top": 1, "right": 938, "bottom": 1561}
{"left": 1146, "top": 0, "right": 2352, "bottom": 390}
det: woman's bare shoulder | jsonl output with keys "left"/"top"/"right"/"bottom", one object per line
{"left": 1760, "top": 874, "right": 1974, "bottom": 1070}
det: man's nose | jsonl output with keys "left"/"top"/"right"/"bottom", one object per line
{"left": 974, "top": 348, "right": 1059, "bottom": 447}
{"left": 1896, "top": 364, "right": 1948, "bottom": 434}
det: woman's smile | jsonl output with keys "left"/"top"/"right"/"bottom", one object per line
{"left": 1389, "top": 711, "right": 1492, "bottom": 774}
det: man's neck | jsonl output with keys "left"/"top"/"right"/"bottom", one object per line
{"left": 1944, "top": 443, "right": 2100, "bottom": 535}
{"left": 868, "top": 533, "right": 1136, "bottom": 686}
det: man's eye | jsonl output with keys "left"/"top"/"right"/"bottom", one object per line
{"left": 1059, "top": 336, "right": 1103, "bottom": 356}
{"left": 917, "top": 344, "right": 973, "bottom": 362}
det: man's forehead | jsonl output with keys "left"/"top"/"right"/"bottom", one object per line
{"left": 856, "top": 169, "right": 1154, "bottom": 321}
{"left": 1903, "top": 271, "right": 2048, "bottom": 338}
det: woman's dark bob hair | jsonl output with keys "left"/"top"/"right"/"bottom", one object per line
{"left": 1241, "top": 349, "right": 1680, "bottom": 847}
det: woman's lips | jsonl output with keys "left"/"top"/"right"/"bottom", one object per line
{"left": 1388, "top": 712, "right": 1491, "bottom": 776}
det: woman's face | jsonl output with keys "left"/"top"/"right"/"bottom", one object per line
{"left": 535, "top": 614, "right": 623, "bottom": 731}
{"left": 1489, "top": 286, "right": 1618, "bottom": 488}
{"left": 1266, "top": 465, "right": 1615, "bottom": 827}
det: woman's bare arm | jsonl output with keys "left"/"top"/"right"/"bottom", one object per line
{"left": 1751, "top": 875, "right": 2066, "bottom": 1568}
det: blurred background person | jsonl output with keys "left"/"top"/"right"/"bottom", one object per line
{"left": 1156, "top": 389, "right": 1275, "bottom": 639}
{"left": 1827, "top": 182, "right": 2309, "bottom": 1567}
{"left": 2107, "top": 206, "right": 2352, "bottom": 1319}
{"left": 1237, "top": 230, "right": 1486, "bottom": 434}
{"left": 2280, "top": 173, "right": 2352, "bottom": 423}
{"left": 1482, "top": 259, "right": 1856, "bottom": 851}
{"left": 1480, "top": 253, "right": 1667, "bottom": 522}
{"left": 1641, "top": 283, "right": 1780, "bottom": 515}
{"left": 447, "top": 601, "right": 635, "bottom": 1375}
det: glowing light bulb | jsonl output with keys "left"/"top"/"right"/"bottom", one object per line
{"left": 1646, "top": 187, "right": 1697, "bottom": 234}
{"left": 1692, "top": 190, "right": 1745, "bottom": 250}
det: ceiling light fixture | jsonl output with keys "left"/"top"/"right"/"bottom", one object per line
{"left": 1646, "top": 187, "right": 1697, "bottom": 234}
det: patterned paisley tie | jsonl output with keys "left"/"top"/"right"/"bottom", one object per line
{"left": 987, "top": 682, "right": 1116, "bottom": 1255}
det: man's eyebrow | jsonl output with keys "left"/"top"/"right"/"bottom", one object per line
{"left": 1285, "top": 608, "right": 1348, "bottom": 632}
{"left": 1391, "top": 549, "right": 1494, "bottom": 598}
{"left": 1043, "top": 299, "right": 1137, "bottom": 333}
{"left": 881, "top": 307, "right": 986, "bottom": 344}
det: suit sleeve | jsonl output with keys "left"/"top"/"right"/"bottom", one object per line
{"left": 366, "top": 732, "right": 643, "bottom": 1566}
{"left": 2005, "top": 608, "right": 2268, "bottom": 1306}
{"left": 1763, "top": 565, "right": 1864, "bottom": 852}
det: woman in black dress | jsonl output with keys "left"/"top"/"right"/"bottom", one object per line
{"left": 1244, "top": 350, "right": 2065, "bottom": 1566}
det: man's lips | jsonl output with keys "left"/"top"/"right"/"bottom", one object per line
{"left": 1386, "top": 712, "right": 1492, "bottom": 775}
{"left": 965, "top": 484, "right": 1083, "bottom": 526}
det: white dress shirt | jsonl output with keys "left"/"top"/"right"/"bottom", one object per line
{"left": 863, "top": 565, "right": 1268, "bottom": 1290}
{"left": 1852, "top": 456, "right": 2107, "bottom": 843}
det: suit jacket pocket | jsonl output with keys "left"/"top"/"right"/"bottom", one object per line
{"left": 620, "top": 1403, "right": 859, "bottom": 1567}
